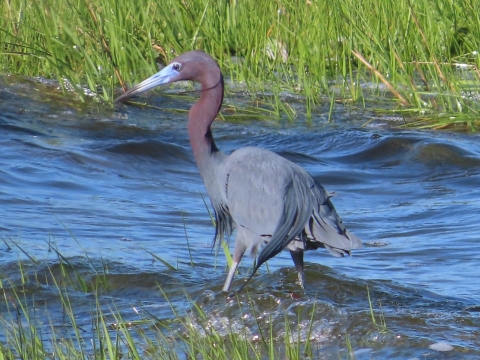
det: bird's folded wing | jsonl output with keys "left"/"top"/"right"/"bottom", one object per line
{"left": 240, "top": 174, "right": 314, "bottom": 289}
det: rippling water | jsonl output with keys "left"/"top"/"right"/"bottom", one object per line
{"left": 1, "top": 75, "right": 479, "bottom": 358}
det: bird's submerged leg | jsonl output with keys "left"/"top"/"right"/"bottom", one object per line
{"left": 289, "top": 250, "right": 305, "bottom": 288}
{"left": 222, "top": 242, "right": 246, "bottom": 292}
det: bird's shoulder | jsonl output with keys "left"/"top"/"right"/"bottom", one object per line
{"left": 224, "top": 146, "right": 314, "bottom": 189}
{"left": 227, "top": 146, "right": 293, "bottom": 170}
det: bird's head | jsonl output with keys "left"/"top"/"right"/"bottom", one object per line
{"left": 114, "top": 51, "right": 221, "bottom": 103}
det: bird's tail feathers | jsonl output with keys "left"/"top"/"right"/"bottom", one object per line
{"left": 345, "top": 229, "right": 362, "bottom": 249}
{"left": 309, "top": 199, "right": 362, "bottom": 252}
{"left": 324, "top": 244, "right": 350, "bottom": 257}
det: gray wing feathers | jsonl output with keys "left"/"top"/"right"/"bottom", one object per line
{"left": 238, "top": 173, "right": 313, "bottom": 290}
{"left": 223, "top": 147, "right": 361, "bottom": 290}
{"left": 255, "top": 174, "right": 313, "bottom": 271}
{"left": 242, "top": 171, "right": 361, "bottom": 288}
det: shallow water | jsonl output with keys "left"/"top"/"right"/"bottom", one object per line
{"left": 1, "top": 75, "right": 479, "bottom": 358}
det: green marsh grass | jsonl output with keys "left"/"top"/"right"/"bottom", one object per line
{"left": 1, "top": 0, "right": 479, "bottom": 129}
{"left": 366, "top": 286, "right": 387, "bottom": 332}
{"left": 0, "top": 235, "right": 388, "bottom": 359}
{"left": 1, "top": 188, "right": 387, "bottom": 358}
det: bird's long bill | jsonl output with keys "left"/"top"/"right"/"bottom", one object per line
{"left": 114, "top": 63, "right": 180, "bottom": 103}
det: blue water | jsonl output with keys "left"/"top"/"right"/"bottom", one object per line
{"left": 1, "top": 75, "right": 479, "bottom": 358}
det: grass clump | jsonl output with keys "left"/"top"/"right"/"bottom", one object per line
{"left": 1, "top": 0, "right": 479, "bottom": 129}
{"left": 0, "top": 261, "right": 330, "bottom": 359}
{"left": 2, "top": 238, "right": 357, "bottom": 360}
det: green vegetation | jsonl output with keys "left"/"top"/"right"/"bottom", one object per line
{"left": 0, "top": 240, "right": 377, "bottom": 359}
{"left": 1, "top": 0, "right": 479, "bottom": 129}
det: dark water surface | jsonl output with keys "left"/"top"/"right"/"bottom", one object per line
{"left": 1, "top": 75, "right": 479, "bottom": 358}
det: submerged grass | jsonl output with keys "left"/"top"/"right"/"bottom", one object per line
{"left": 1, "top": 0, "right": 479, "bottom": 129}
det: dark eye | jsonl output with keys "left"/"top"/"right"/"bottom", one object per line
{"left": 172, "top": 63, "right": 181, "bottom": 71}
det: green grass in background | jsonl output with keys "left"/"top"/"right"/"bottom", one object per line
{"left": 1, "top": 0, "right": 479, "bottom": 130}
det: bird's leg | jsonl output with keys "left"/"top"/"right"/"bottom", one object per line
{"left": 223, "top": 261, "right": 239, "bottom": 292}
{"left": 289, "top": 250, "right": 305, "bottom": 288}
{"left": 222, "top": 243, "right": 246, "bottom": 292}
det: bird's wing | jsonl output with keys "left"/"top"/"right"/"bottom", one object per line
{"left": 254, "top": 171, "right": 314, "bottom": 268}
{"left": 224, "top": 147, "right": 291, "bottom": 236}
{"left": 223, "top": 147, "right": 361, "bottom": 291}
{"left": 237, "top": 169, "right": 315, "bottom": 291}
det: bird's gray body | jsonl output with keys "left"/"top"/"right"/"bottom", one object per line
{"left": 114, "top": 50, "right": 362, "bottom": 292}
{"left": 202, "top": 146, "right": 361, "bottom": 290}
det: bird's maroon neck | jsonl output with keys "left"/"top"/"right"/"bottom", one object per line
{"left": 187, "top": 74, "right": 224, "bottom": 164}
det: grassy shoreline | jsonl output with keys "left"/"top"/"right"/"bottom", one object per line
{"left": 1, "top": 0, "right": 479, "bottom": 129}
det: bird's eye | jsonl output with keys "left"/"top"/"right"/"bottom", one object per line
{"left": 172, "top": 63, "right": 181, "bottom": 71}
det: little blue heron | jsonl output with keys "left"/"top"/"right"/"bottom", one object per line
{"left": 115, "top": 51, "right": 362, "bottom": 292}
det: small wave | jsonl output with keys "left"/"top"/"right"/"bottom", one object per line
{"left": 105, "top": 140, "right": 194, "bottom": 164}
{"left": 411, "top": 142, "right": 480, "bottom": 167}
{"left": 333, "top": 136, "right": 420, "bottom": 166}
{"left": 0, "top": 123, "right": 47, "bottom": 137}
{"left": 331, "top": 135, "right": 480, "bottom": 169}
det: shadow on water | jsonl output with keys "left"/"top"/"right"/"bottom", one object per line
{"left": 1, "top": 76, "right": 480, "bottom": 358}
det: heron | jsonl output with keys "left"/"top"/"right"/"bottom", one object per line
{"left": 114, "top": 51, "right": 362, "bottom": 292}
